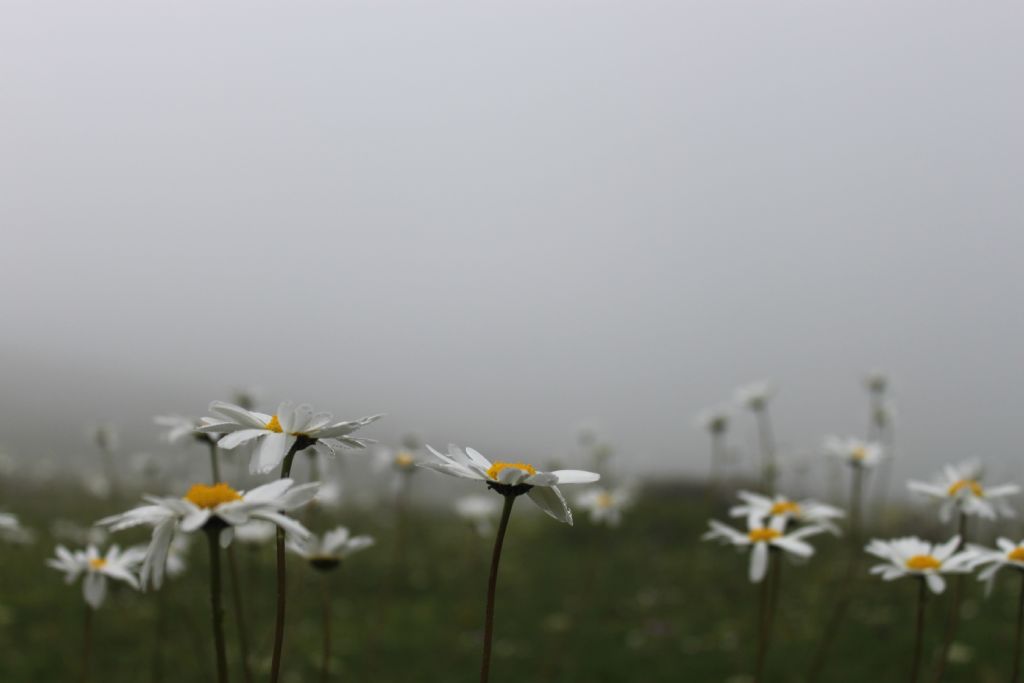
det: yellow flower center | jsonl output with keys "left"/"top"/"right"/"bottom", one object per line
{"left": 395, "top": 451, "right": 415, "bottom": 468}
{"left": 485, "top": 461, "right": 537, "bottom": 481}
{"left": 770, "top": 500, "right": 801, "bottom": 516}
{"left": 748, "top": 528, "right": 781, "bottom": 543}
{"left": 185, "top": 483, "right": 243, "bottom": 509}
{"left": 1008, "top": 548, "right": 1024, "bottom": 562}
{"left": 88, "top": 558, "right": 107, "bottom": 570}
{"left": 851, "top": 447, "right": 866, "bottom": 461}
{"left": 265, "top": 415, "right": 283, "bottom": 433}
{"left": 596, "top": 492, "right": 615, "bottom": 508}
{"left": 905, "top": 554, "right": 941, "bottom": 571}
{"left": 947, "top": 479, "right": 983, "bottom": 497}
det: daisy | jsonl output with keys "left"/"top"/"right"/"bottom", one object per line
{"left": 198, "top": 400, "right": 382, "bottom": 474}
{"left": 735, "top": 381, "right": 774, "bottom": 412}
{"left": 154, "top": 415, "right": 209, "bottom": 445}
{"left": 702, "top": 515, "right": 823, "bottom": 583}
{"left": 695, "top": 406, "right": 731, "bottom": 435}
{"left": 454, "top": 494, "right": 502, "bottom": 537}
{"left": 288, "top": 526, "right": 375, "bottom": 571}
{"left": 420, "top": 444, "right": 598, "bottom": 683}
{"left": 98, "top": 479, "right": 317, "bottom": 588}
{"left": 375, "top": 447, "right": 420, "bottom": 474}
{"left": 47, "top": 544, "right": 145, "bottom": 608}
{"left": 419, "top": 444, "right": 600, "bottom": 525}
{"left": 964, "top": 538, "right": 1024, "bottom": 594}
{"left": 824, "top": 436, "right": 884, "bottom": 468}
{"left": 864, "top": 370, "right": 889, "bottom": 394}
{"left": 908, "top": 460, "right": 1019, "bottom": 523}
{"left": 576, "top": 486, "right": 634, "bottom": 527}
{"left": 0, "top": 511, "right": 33, "bottom": 544}
{"left": 729, "top": 490, "right": 845, "bottom": 535}
{"left": 865, "top": 536, "right": 973, "bottom": 594}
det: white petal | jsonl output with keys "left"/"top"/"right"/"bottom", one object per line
{"left": 527, "top": 485, "right": 572, "bottom": 525}
{"left": 550, "top": 470, "right": 601, "bottom": 485}
{"left": 749, "top": 542, "right": 769, "bottom": 583}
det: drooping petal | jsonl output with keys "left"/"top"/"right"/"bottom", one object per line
{"left": 527, "top": 485, "right": 573, "bottom": 525}
{"left": 749, "top": 542, "right": 769, "bottom": 583}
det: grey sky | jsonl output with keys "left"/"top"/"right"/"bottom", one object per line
{"left": 2, "top": 1, "right": 1023, "bottom": 486}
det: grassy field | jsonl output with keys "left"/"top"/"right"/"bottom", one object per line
{"left": 1, "top": 481, "right": 1021, "bottom": 682}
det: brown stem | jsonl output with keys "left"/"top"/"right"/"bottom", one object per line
{"left": 754, "top": 549, "right": 781, "bottom": 682}
{"left": 269, "top": 442, "right": 304, "bottom": 683}
{"left": 225, "top": 546, "right": 253, "bottom": 683}
{"left": 480, "top": 494, "right": 516, "bottom": 683}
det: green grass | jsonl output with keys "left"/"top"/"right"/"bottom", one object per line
{"left": 1, "top": 487, "right": 1020, "bottom": 682}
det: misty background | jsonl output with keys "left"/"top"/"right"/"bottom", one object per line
{"left": 1, "top": 1, "right": 1022, "bottom": 492}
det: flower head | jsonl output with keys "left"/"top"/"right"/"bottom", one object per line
{"left": 695, "top": 406, "right": 731, "bottom": 435}
{"left": 454, "top": 494, "right": 503, "bottom": 537}
{"left": 0, "top": 512, "right": 34, "bottom": 544}
{"left": 287, "top": 526, "right": 374, "bottom": 571}
{"left": 729, "top": 490, "right": 845, "bottom": 535}
{"left": 907, "top": 460, "right": 1019, "bottom": 523}
{"left": 198, "top": 400, "right": 382, "bottom": 474}
{"left": 735, "top": 381, "right": 774, "bottom": 412}
{"left": 702, "top": 515, "right": 823, "bottom": 583}
{"left": 824, "top": 436, "right": 884, "bottom": 469}
{"left": 865, "top": 536, "right": 973, "bottom": 594}
{"left": 964, "top": 538, "right": 1024, "bottom": 595}
{"left": 575, "top": 486, "right": 634, "bottom": 528}
{"left": 419, "top": 445, "right": 600, "bottom": 525}
{"left": 98, "top": 478, "right": 318, "bottom": 588}
{"left": 864, "top": 370, "right": 889, "bottom": 394}
{"left": 47, "top": 544, "right": 144, "bottom": 608}
{"left": 154, "top": 415, "right": 209, "bottom": 445}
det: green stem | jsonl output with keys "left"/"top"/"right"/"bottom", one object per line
{"left": 754, "top": 549, "right": 780, "bottom": 682}
{"left": 322, "top": 573, "right": 332, "bottom": 683}
{"left": 225, "top": 546, "right": 253, "bottom": 683}
{"left": 806, "top": 465, "right": 866, "bottom": 681}
{"left": 1013, "top": 571, "right": 1024, "bottom": 683}
{"left": 81, "top": 605, "right": 93, "bottom": 683}
{"left": 932, "top": 512, "right": 968, "bottom": 682}
{"left": 269, "top": 442, "right": 304, "bottom": 683}
{"left": 152, "top": 586, "right": 165, "bottom": 683}
{"left": 206, "top": 527, "right": 229, "bottom": 683}
{"left": 208, "top": 439, "right": 222, "bottom": 482}
{"left": 480, "top": 494, "right": 516, "bottom": 683}
{"left": 911, "top": 578, "right": 928, "bottom": 683}
{"left": 756, "top": 408, "right": 776, "bottom": 495}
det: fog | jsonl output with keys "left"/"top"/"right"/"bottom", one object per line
{"left": 2, "top": 1, "right": 1023, "bottom": 487}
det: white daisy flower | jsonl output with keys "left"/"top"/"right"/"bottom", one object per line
{"left": 234, "top": 520, "right": 278, "bottom": 545}
{"left": 824, "top": 436, "right": 884, "bottom": 469}
{"left": 98, "top": 479, "right": 317, "bottom": 588}
{"left": 965, "top": 538, "right": 1024, "bottom": 595}
{"left": 729, "top": 490, "right": 845, "bottom": 535}
{"left": 197, "top": 401, "right": 382, "bottom": 474}
{"left": 419, "top": 445, "right": 600, "bottom": 525}
{"left": 454, "top": 494, "right": 502, "bottom": 537}
{"left": 576, "top": 486, "right": 634, "bottom": 528}
{"left": 0, "top": 511, "right": 33, "bottom": 544}
{"left": 287, "top": 526, "right": 375, "bottom": 571}
{"left": 47, "top": 544, "right": 145, "bottom": 608}
{"left": 735, "top": 381, "right": 774, "bottom": 411}
{"left": 702, "top": 515, "right": 822, "bottom": 583}
{"left": 374, "top": 447, "right": 420, "bottom": 474}
{"left": 907, "top": 460, "right": 1019, "bottom": 523}
{"left": 154, "top": 415, "right": 209, "bottom": 445}
{"left": 864, "top": 370, "right": 889, "bottom": 394}
{"left": 695, "top": 406, "right": 731, "bottom": 435}
{"left": 865, "top": 536, "right": 974, "bottom": 594}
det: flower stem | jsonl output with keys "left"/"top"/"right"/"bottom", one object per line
{"left": 755, "top": 408, "right": 777, "bottom": 495}
{"left": 207, "top": 439, "right": 222, "bottom": 482}
{"left": 206, "top": 527, "right": 230, "bottom": 683}
{"left": 932, "top": 512, "right": 968, "bottom": 682}
{"left": 81, "top": 605, "right": 93, "bottom": 683}
{"left": 480, "top": 494, "right": 516, "bottom": 683}
{"left": 152, "top": 584, "right": 166, "bottom": 683}
{"left": 806, "top": 465, "right": 866, "bottom": 681}
{"left": 225, "top": 546, "right": 253, "bottom": 683}
{"left": 321, "top": 573, "right": 333, "bottom": 683}
{"left": 270, "top": 442, "right": 304, "bottom": 683}
{"left": 1013, "top": 571, "right": 1024, "bottom": 683}
{"left": 754, "top": 549, "right": 781, "bottom": 682}
{"left": 911, "top": 578, "right": 928, "bottom": 683}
